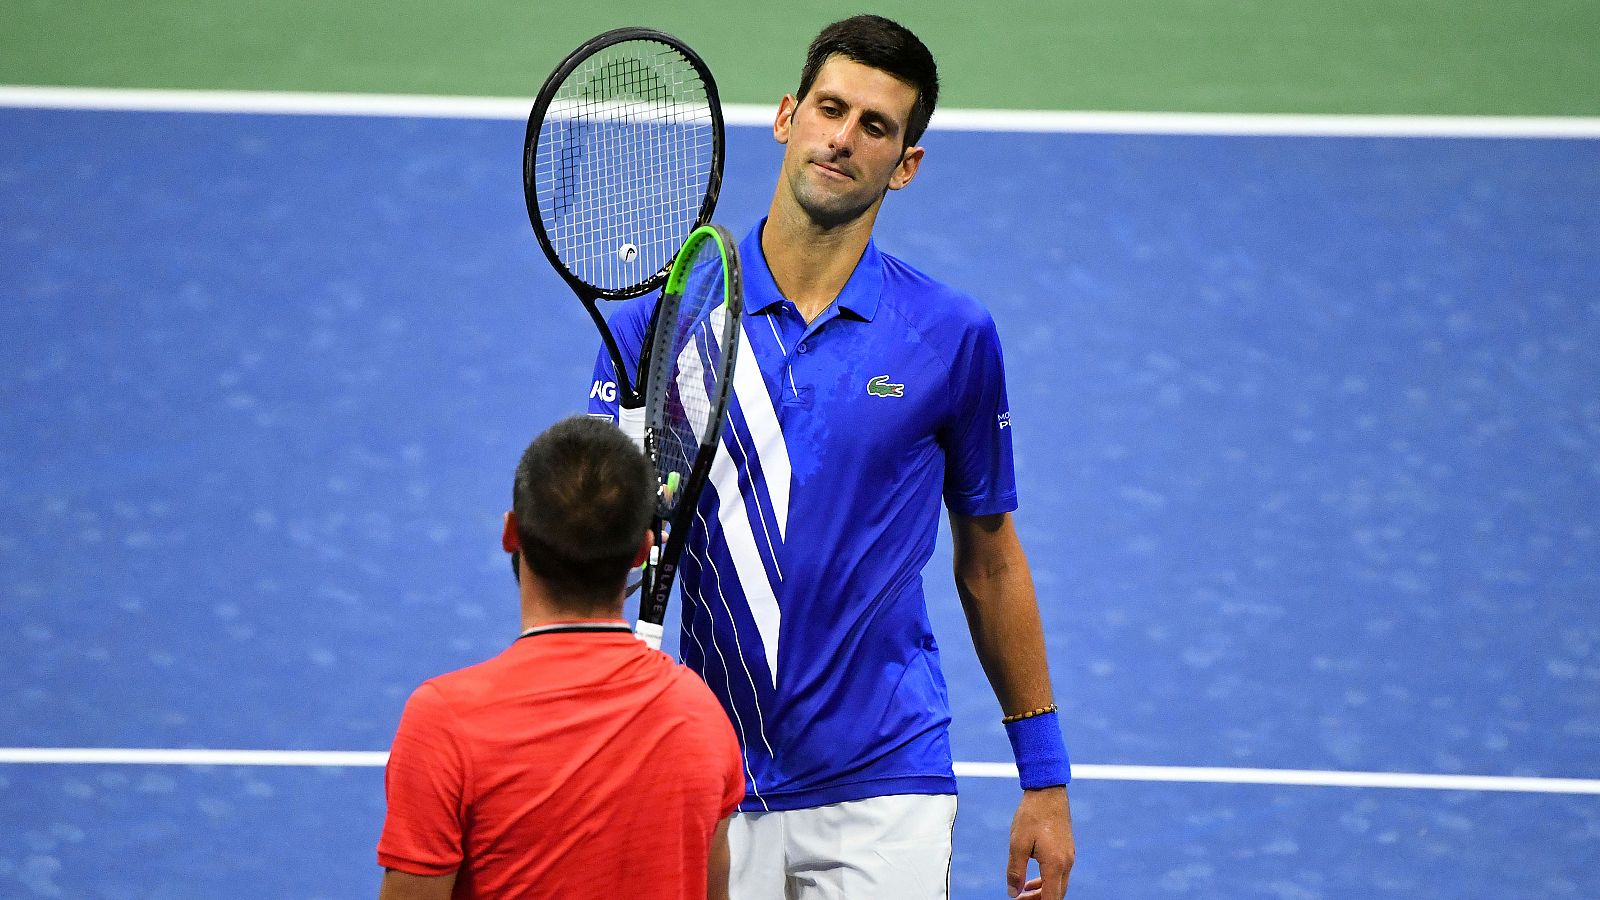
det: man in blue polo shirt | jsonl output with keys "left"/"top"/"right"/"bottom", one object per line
{"left": 588, "top": 15, "right": 1075, "bottom": 900}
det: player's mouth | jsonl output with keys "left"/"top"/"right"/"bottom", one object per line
{"left": 809, "top": 159, "right": 854, "bottom": 181}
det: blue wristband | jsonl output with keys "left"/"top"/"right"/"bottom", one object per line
{"left": 1004, "top": 711, "right": 1071, "bottom": 789}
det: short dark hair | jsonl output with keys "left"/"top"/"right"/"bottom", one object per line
{"left": 795, "top": 14, "right": 940, "bottom": 148}
{"left": 512, "top": 416, "right": 654, "bottom": 608}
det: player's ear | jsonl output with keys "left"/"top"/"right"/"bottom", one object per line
{"left": 632, "top": 530, "right": 654, "bottom": 568}
{"left": 889, "top": 144, "right": 924, "bottom": 191}
{"left": 501, "top": 512, "right": 521, "bottom": 554}
{"left": 774, "top": 95, "right": 798, "bottom": 144}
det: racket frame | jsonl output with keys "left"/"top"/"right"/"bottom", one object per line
{"left": 637, "top": 223, "right": 743, "bottom": 647}
{"left": 522, "top": 26, "right": 725, "bottom": 409}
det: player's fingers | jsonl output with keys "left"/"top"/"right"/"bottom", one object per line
{"left": 1013, "top": 875, "right": 1045, "bottom": 899}
{"left": 1005, "top": 838, "right": 1032, "bottom": 898}
{"left": 1042, "top": 852, "right": 1070, "bottom": 900}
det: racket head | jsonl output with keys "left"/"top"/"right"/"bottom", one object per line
{"left": 638, "top": 223, "right": 743, "bottom": 631}
{"left": 523, "top": 27, "right": 725, "bottom": 301}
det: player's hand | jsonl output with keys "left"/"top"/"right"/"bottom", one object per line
{"left": 1006, "top": 785, "right": 1074, "bottom": 898}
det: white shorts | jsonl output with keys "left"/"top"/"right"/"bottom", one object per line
{"left": 727, "top": 793, "right": 958, "bottom": 900}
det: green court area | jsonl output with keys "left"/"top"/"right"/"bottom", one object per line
{"left": 4, "top": 0, "right": 1598, "bottom": 115}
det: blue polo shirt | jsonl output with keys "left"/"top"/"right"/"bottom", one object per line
{"left": 588, "top": 219, "right": 1016, "bottom": 811}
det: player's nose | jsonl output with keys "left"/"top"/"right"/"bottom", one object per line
{"left": 827, "top": 119, "right": 855, "bottom": 156}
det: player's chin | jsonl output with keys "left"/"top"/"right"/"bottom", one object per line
{"left": 795, "top": 187, "right": 877, "bottom": 228}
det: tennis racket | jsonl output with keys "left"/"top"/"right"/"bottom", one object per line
{"left": 523, "top": 27, "right": 725, "bottom": 409}
{"left": 635, "top": 223, "right": 743, "bottom": 649}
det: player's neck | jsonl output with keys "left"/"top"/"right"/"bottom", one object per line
{"left": 518, "top": 580, "right": 624, "bottom": 632}
{"left": 763, "top": 199, "right": 879, "bottom": 324}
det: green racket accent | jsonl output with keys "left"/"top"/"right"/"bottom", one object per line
{"left": 663, "top": 224, "right": 731, "bottom": 309}
{"left": 666, "top": 471, "right": 681, "bottom": 493}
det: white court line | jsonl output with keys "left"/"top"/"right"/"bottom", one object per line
{"left": 0, "top": 748, "right": 389, "bottom": 767}
{"left": 3, "top": 85, "right": 1600, "bottom": 138}
{"left": 0, "top": 86, "right": 533, "bottom": 120}
{"left": 2, "top": 748, "right": 1598, "bottom": 795}
{"left": 956, "top": 762, "right": 1600, "bottom": 795}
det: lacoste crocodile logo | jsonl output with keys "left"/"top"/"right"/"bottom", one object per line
{"left": 866, "top": 375, "right": 905, "bottom": 398}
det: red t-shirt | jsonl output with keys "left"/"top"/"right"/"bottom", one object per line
{"left": 377, "top": 625, "right": 746, "bottom": 898}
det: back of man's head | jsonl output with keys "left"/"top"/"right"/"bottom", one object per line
{"left": 512, "top": 417, "right": 655, "bottom": 609}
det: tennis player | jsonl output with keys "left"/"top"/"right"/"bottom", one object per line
{"left": 376, "top": 417, "right": 745, "bottom": 899}
{"left": 589, "top": 15, "right": 1074, "bottom": 899}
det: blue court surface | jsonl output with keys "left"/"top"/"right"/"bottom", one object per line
{"left": 3, "top": 106, "right": 1598, "bottom": 897}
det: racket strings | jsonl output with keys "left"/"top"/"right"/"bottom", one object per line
{"left": 535, "top": 41, "right": 716, "bottom": 294}
{"left": 654, "top": 250, "right": 731, "bottom": 514}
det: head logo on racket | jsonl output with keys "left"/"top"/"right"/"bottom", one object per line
{"left": 523, "top": 27, "right": 725, "bottom": 410}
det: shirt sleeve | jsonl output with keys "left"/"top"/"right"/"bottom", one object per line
{"left": 941, "top": 311, "right": 1019, "bottom": 516}
{"left": 585, "top": 295, "right": 657, "bottom": 421}
{"left": 376, "top": 682, "right": 470, "bottom": 876}
{"left": 587, "top": 339, "right": 623, "bottom": 422}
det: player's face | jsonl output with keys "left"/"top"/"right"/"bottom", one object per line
{"left": 774, "top": 56, "right": 925, "bottom": 228}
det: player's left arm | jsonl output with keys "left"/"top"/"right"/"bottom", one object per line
{"left": 376, "top": 684, "right": 469, "bottom": 895}
{"left": 378, "top": 869, "right": 457, "bottom": 900}
{"left": 950, "top": 510, "right": 1075, "bottom": 900}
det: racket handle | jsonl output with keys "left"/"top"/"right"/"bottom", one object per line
{"left": 618, "top": 404, "right": 646, "bottom": 451}
{"left": 636, "top": 620, "right": 664, "bottom": 650}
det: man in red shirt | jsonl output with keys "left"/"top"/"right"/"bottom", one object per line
{"left": 377, "top": 416, "right": 746, "bottom": 899}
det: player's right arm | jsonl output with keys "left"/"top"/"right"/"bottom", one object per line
{"left": 705, "top": 670, "right": 746, "bottom": 900}
{"left": 706, "top": 816, "right": 732, "bottom": 900}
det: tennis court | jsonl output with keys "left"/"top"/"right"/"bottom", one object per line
{"left": 4, "top": 4, "right": 1598, "bottom": 897}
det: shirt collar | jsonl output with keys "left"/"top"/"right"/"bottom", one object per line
{"left": 740, "top": 217, "right": 884, "bottom": 322}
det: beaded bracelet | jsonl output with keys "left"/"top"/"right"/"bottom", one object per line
{"left": 1001, "top": 703, "right": 1058, "bottom": 724}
